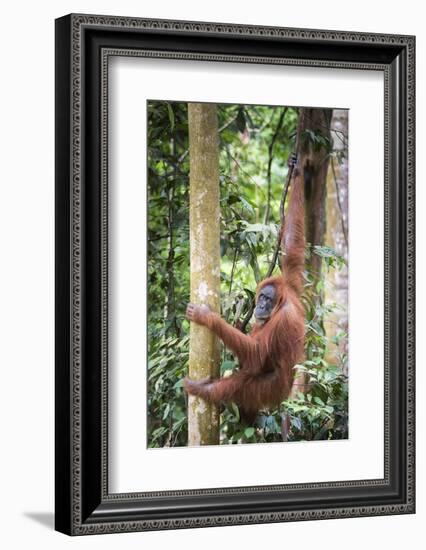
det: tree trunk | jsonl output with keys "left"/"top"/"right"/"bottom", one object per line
{"left": 291, "top": 108, "right": 333, "bottom": 398}
{"left": 187, "top": 103, "right": 221, "bottom": 446}
{"left": 296, "top": 108, "right": 333, "bottom": 282}
{"left": 324, "top": 109, "right": 349, "bottom": 371}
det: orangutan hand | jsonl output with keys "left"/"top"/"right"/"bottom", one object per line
{"left": 185, "top": 303, "right": 212, "bottom": 325}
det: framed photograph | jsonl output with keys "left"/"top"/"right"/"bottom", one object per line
{"left": 55, "top": 14, "right": 415, "bottom": 535}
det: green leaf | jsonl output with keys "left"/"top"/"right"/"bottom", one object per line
{"left": 291, "top": 416, "right": 302, "bottom": 431}
{"left": 313, "top": 396, "right": 325, "bottom": 406}
{"left": 244, "top": 427, "right": 255, "bottom": 438}
{"left": 162, "top": 403, "right": 171, "bottom": 420}
{"left": 243, "top": 223, "right": 269, "bottom": 233}
{"left": 231, "top": 403, "right": 240, "bottom": 422}
{"left": 265, "top": 415, "right": 280, "bottom": 434}
{"left": 221, "top": 360, "right": 238, "bottom": 373}
{"left": 239, "top": 197, "right": 255, "bottom": 214}
{"left": 166, "top": 103, "right": 175, "bottom": 131}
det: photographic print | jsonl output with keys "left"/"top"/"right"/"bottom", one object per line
{"left": 56, "top": 16, "right": 414, "bottom": 534}
{"left": 147, "top": 101, "right": 349, "bottom": 448}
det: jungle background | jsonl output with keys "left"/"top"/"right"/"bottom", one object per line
{"left": 147, "top": 101, "right": 348, "bottom": 447}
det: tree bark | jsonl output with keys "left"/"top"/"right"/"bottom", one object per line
{"left": 296, "top": 108, "right": 333, "bottom": 282}
{"left": 324, "top": 109, "right": 349, "bottom": 370}
{"left": 187, "top": 103, "right": 221, "bottom": 446}
{"left": 290, "top": 108, "right": 333, "bottom": 398}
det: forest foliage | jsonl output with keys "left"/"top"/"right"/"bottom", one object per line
{"left": 147, "top": 101, "right": 348, "bottom": 447}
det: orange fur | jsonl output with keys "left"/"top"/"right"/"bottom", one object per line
{"left": 184, "top": 169, "right": 305, "bottom": 423}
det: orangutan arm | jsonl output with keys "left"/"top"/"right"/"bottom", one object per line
{"left": 186, "top": 303, "right": 259, "bottom": 365}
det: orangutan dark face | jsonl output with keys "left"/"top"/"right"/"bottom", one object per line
{"left": 254, "top": 284, "right": 276, "bottom": 321}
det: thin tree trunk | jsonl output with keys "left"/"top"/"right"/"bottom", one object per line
{"left": 165, "top": 166, "right": 179, "bottom": 336}
{"left": 187, "top": 103, "right": 221, "bottom": 446}
{"left": 324, "top": 109, "right": 349, "bottom": 371}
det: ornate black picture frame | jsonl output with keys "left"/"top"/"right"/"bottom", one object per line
{"left": 55, "top": 13, "right": 415, "bottom": 535}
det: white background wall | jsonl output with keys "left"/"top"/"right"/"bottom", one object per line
{"left": 0, "top": 1, "right": 423, "bottom": 548}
